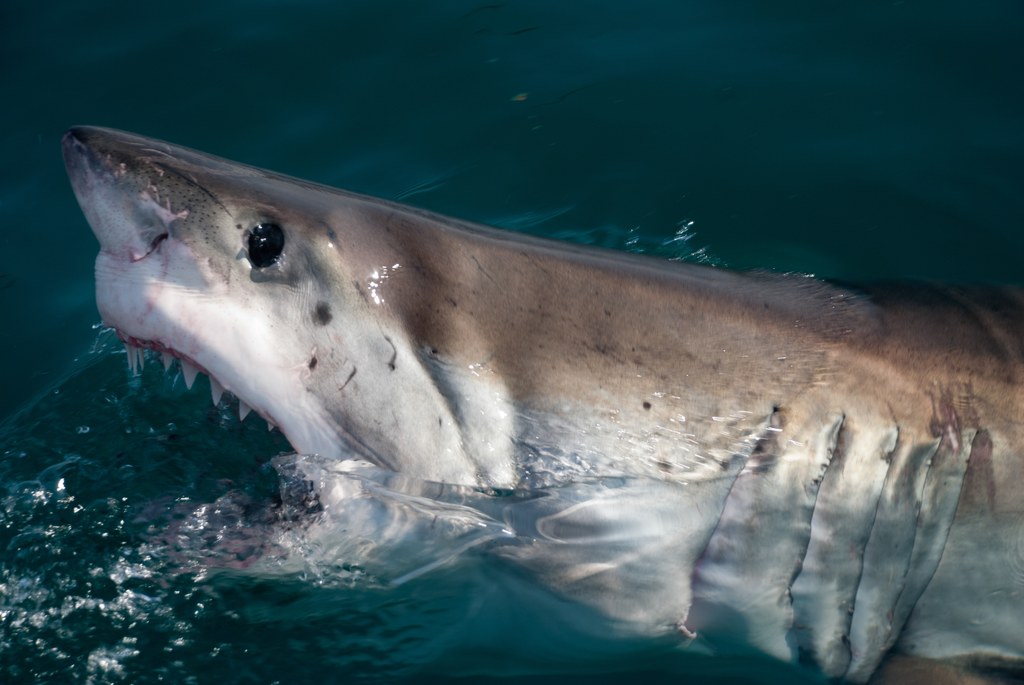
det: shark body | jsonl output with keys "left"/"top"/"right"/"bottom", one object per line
{"left": 63, "top": 127, "right": 1024, "bottom": 683}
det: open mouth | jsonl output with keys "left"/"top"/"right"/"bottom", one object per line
{"left": 115, "top": 329, "right": 277, "bottom": 430}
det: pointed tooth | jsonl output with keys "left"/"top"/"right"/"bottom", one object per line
{"left": 124, "top": 342, "right": 137, "bottom": 375}
{"left": 239, "top": 401, "right": 252, "bottom": 421}
{"left": 180, "top": 360, "right": 199, "bottom": 389}
{"left": 210, "top": 377, "right": 224, "bottom": 406}
{"left": 136, "top": 347, "right": 145, "bottom": 371}
{"left": 161, "top": 351, "right": 173, "bottom": 371}
{"left": 267, "top": 420, "right": 276, "bottom": 432}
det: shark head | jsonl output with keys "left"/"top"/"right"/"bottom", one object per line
{"left": 63, "top": 126, "right": 508, "bottom": 485}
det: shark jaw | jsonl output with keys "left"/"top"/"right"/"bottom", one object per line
{"left": 117, "top": 330, "right": 261, "bottom": 425}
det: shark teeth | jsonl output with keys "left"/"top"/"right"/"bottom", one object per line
{"left": 180, "top": 360, "right": 199, "bottom": 389}
{"left": 113, "top": 330, "right": 279, "bottom": 434}
{"left": 124, "top": 342, "right": 145, "bottom": 375}
{"left": 123, "top": 342, "right": 134, "bottom": 374}
{"left": 210, "top": 377, "right": 224, "bottom": 406}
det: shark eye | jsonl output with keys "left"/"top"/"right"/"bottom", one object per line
{"left": 248, "top": 222, "right": 284, "bottom": 268}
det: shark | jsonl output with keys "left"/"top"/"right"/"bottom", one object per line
{"left": 63, "top": 126, "right": 1024, "bottom": 684}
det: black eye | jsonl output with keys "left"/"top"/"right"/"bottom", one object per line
{"left": 248, "top": 223, "right": 284, "bottom": 268}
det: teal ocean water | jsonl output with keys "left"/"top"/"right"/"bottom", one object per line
{"left": 3, "top": 2, "right": 1023, "bottom": 683}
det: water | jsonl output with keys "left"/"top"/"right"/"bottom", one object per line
{"left": 2, "top": 1, "right": 1023, "bottom": 683}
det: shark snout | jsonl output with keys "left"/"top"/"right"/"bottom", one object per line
{"left": 63, "top": 127, "right": 177, "bottom": 262}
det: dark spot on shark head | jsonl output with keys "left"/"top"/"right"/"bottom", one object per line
{"left": 643, "top": 401, "right": 652, "bottom": 410}
{"left": 313, "top": 301, "right": 332, "bottom": 326}
{"left": 308, "top": 355, "right": 318, "bottom": 371}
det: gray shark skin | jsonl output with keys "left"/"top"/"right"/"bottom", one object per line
{"left": 63, "top": 127, "right": 1024, "bottom": 684}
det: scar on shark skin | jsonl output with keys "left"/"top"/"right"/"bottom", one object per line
{"left": 384, "top": 336, "right": 397, "bottom": 371}
{"left": 340, "top": 366, "right": 357, "bottom": 392}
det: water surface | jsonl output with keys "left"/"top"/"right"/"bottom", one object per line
{"left": 2, "top": 2, "right": 1023, "bottom": 683}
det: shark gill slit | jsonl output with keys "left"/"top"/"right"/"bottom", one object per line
{"left": 882, "top": 419, "right": 979, "bottom": 657}
{"left": 843, "top": 427, "right": 948, "bottom": 682}
{"left": 788, "top": 412, "right": 850, "bottom": 666}
{"left": 787, "top": 417, "right": 896, "bottom": 676}
{"left": 784, "top": 412, "right": 846, "bottom": 635}
{"left": 685, "top": 405, "right": 786, "bottom": 620}
{"left": 837, "top": 424, "right": 901, "bottom": 677}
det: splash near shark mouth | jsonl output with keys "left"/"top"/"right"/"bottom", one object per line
{"left": 63, "top": 126, "right": 1024, "bottom": 683}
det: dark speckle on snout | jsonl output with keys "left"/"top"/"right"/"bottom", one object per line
{"left": 313, "top": 301, "right": 332, "bottom": 326}
{"left": 308, "top": 355, "right": 318, "bottom": 371}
